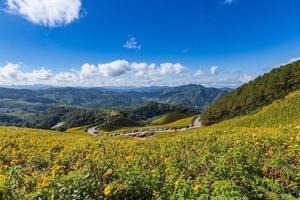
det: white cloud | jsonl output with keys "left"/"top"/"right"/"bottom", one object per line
{"left": 194, "top": 69, "right": 204, "bottom": 77}
{"left": 0, "top": 63, "right": 55, "bottom": 84}
{"left": 79, "top": 64, "right": 97, "bottom": 79}
{"left": 0, "top": 61, "right": 259, "bottom": 88}
{"left": 0, "top": 63, "right": 23, "bottom": 80}
{"left": 5, "top": 0, "right": 82, "bottom": 27}
{"left": 130, "top": 62, "right": 186, "bottom": 77}
{"left": 158, "top": 63, "right": 186, "bottom": 75}
{"left": 123, "top": 35, "right": 141, "bottom": 50}
{"left": 210, "top": 66, "right": 219, "bottom": 76}
{"left": 98, "top": 60, "right": 130, "bottom": 77}
{"left": 288, "top": 57, "right": 300, "bottom": 63}
{"left": 54, "top": 72, "right": 78, "bottom": 84}
{"left": 270, "top": 57, "right": 300, "bottom": 70}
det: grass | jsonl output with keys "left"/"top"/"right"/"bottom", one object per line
{"left": 150, "top": 112, "right": 191, "bottom": 125}
{"left": 0, "top": 91, "right": 299, "bottom": 199}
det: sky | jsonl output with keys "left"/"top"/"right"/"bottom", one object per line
{"left": 0, "top": 0, "right": 300, "bottom": 87}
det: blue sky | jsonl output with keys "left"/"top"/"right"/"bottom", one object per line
{"left": 0, "top": 0, "right": 300, "bottom": 87}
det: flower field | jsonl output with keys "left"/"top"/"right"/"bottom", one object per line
{"left": 0, "top": 91, "right": 300, "bottom": 199}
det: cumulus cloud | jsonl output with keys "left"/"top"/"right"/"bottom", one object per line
{"left": 0, "top": 60, "right": 187, "bottom": 86}
{"left": 130, "top": 62, "right": 186, "bottom": 77}
{"left": 123, "top": 35, "right": 141, "bottom": 50}
{"left": 79, "top": 64, "right": 97, "bottom": 79}
{"left": 194, "top": 69, "right": 204, "bottom": 77}
{"left": 98, "top": 60, "right": 130, "bottom": 77}
{"left": 0, "top": 61, "right": 259, "bottom": 88}
{"left": 210, "top": 66, "right": 219, "bottom": 76}
{"left": 5, "top": 0, "right": 82, "bottom": 27}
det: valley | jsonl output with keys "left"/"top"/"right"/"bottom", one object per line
{"left": 0, "top": 60, "right": 299, "bottom": 199}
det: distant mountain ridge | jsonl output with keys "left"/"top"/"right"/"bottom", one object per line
{"left": 0, "top": 84, "right": 228, "bottom": 110}
{"left": 0, "top": 84, "right": 228, "bottom": 127}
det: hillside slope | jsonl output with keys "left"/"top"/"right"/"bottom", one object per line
{"left": 215, "top": 90, "right": 300, "bottom": 128}
{"left": 201, "top": 60, "right": 300, "bottom": 125}
{"left": 0, "top": 103, "right": 299, "bottom": 199}
{"left": 1, "top": 88, "right": 299, "bottom": 199}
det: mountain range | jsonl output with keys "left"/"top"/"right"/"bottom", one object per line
{"left": 0, "top": 84, "right": 228, "bottom": 115}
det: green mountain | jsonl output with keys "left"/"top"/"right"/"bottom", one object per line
{"left": 0, "top": 84, "right": 227, "bottom": 122}
{"left": 201, "top": 60, "right": 300, "bottom": 125}
{"left": 147, "top": 84, "right": 229, "bottom": 109}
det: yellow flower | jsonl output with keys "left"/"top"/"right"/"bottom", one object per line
{"left": 164, "top": 157, "right": 171, "bottom": 163}
{"left": 126, "top": 156, "right": 134, "bottom": 160}
{"left": 105, "top": 168, "right": 113, "bottom": 176}
{"left": 193, "top": 184, "right": 200, "bottom": 192}
{"left": 175, "top": 180, "right": 180, "bottom": 187}
{"left": 103, "top": 184, "right": 112, "bottom": 196}
{"left": 38, "top": 177, "right": 49, "bottom": 188}
{"left": 31, "top": 171, "right": 38, "bottom": 176}
{"left": 10, "top": 160, "right": 18, "bottom": 166}
{"left": 0, "top": 175, "right": 8, "bottom": 181}
{"left": 76, "top": 160, "right": 81, "bottom": 168}
{"left": 51, "top": 165, "right": 61, "bottom": 177}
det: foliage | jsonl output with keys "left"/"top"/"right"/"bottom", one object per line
{"left": 148, "top": 84, "right": 229, "bottom": 109}
{"left": 0, "top": 125, "right": 299, "bottom": 199}
{"left": 201, "top": 60, "right": 300, "bottom": 125}
{"left": 150, "top": 112, "right": 191, "bottom": 125}
{"left": 1, "top": 90, "right": 299, "bottom": 199}
{"left": 0, "top": 85, "right": 227, "bottom": 126}
{"left": 122, "top": 101, "right": 196, "bottom": 122}
{"left": 22, "top": 107, "right": 111, "bottom": 130}
{"left": 99, "top": 117, "right": 142, "bottom": 131}
{"left": 0, "top": 114, "right": 24, "bottom": 126}
{"left": 215, "top": 90, "right": 300, "bottom": 128}
{"left": 1, "top": 89, "right": 300, "bottom": 199}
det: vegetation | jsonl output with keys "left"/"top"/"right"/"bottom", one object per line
{"left": 150, "top": 112, "right": 191, "bottom": 125}
{"left": 99, "top": 115, "right": 197, "bottom": 135}
{"left": 0, "top": 85, "right": 227, "bottom": 127}
{"left": 147, "top": 84, "right": 229, "bottom": 109}
{"left": 23, "top": 107, "right": 112, "bottom": 130}
{"left": 0, "top": 114, "right": 24, "bottom": 126}
{"left": 215, "top": 90, "right": 300, "bottom": 128}
{"left": 122, "top": 101, "right": 196, "bottom": 122}
{"left": 201, "top": 60, "right": 300, "bottom": 125}
{"left": 99, "top": 117, "right": 141, "bottom": 131}
{"left": 1, "top": 90, "right": 299, "bottom": 199}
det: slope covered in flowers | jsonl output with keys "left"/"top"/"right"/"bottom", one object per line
{"left": 215, "top": 90, "right": 300, "bottom": 128}
{"left": 0, "top": 91, "right": 300, "bottom": 199}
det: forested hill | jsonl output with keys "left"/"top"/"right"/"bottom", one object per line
{"left": 0, "top": 84, "right": 228, "bottom": 114}
{"left": 201, "top": 59, "right": 300, "bottom": 126}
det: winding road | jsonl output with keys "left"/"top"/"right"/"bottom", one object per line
{"left": 87, "top": 126, "right": 99, "bottom": 135}
{"left": 86, "top": 116, "right": 202, "bottom": 137}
